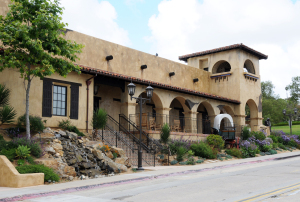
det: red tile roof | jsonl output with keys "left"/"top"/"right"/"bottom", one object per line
{"left": 179, "top": 43, "right": 268, "bottom": 62}
{"left": 78, "top": 64, "right": 241, "bottom": 104}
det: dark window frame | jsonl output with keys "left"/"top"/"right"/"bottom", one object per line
{"left": 52, "top": 85, "right": 67, "bottom": 117}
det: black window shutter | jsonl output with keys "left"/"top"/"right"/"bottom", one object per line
{"left": 70, "top": 85, "right": 79, "bottom": 119}
{"left": 42, "top": 80, "right": 53, "bottom": 117}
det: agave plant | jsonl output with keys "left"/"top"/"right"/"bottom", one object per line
{"left": 0, "top": 84, "right": 17, "bottom": 125}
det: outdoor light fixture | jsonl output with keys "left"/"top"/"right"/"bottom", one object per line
{"left": 141, "top": 65, "right": 147, "bottom": 70}
{"left": 127, "top": 81, "right": 154, "bottom": 170}
{"left": 106, "top": 55, "right": 113, "bottom": 61}
{"left": 282, "top": 108, "right": 298, "bottom": 134}
{"left": 146, "top": 85, "right": 154, "bottom": 98}
{"left": 94, "top": 85, "right": 99, "bottom": 95}
{"left": 169, "top": 72, "right": 175, "bottom": 77}
{"left": 193, "top": 78, "right": 199, "bottom": 82}
{"left": 127, "top": 82, "right": 136, "bottom": 100}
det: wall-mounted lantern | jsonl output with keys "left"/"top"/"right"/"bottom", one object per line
{"left": 106, "top": 55, "right": 113, "bottom": 61}
{"left": 193, "top": 78, "right": 199, "bottom": 82}
{"left": 94, "top": 85, "right": 99, "bottom": 95}
{"left": 169, "top": 72, "right": 175, "bottom": 77}
{"left": 141, "top": 65, "right": 147, "bottom": 70}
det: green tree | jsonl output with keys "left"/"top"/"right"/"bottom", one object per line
{"left": 261, "top": 81, "right": 287, "bottom": 124}
{"left": 0, "top": 0, "right": 83, "bottom": 138}
{"left": 91, "top": 108, "right": 107, "bottom": 140}
{"left": 160, "top": 123, "right": 170, "bottom": 144}
{"left": 286, "top": 76, "right": 300, "bottom": 103}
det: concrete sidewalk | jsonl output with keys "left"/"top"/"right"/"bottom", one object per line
{"left": 1, "top": 151, "right": 300, "bottom": 201}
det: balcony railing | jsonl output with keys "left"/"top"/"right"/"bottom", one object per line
{"left": 129, "top": 113, "right": 212, "bottom": 134}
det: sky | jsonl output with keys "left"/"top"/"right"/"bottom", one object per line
{"left": 59, "top": 0, "right": 300, "bottom": 99}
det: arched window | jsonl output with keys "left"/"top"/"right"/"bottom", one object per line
{"left": 244, "top": 60, "right": 255, "bottom": 74}
{"left": 212, "top": 61, "right": 231, "bottom": 74}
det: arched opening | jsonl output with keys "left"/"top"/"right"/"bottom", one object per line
{"left": 133, "top": 91, "right": 163, "bottom": 130}
{"left": 213, "top": 114, "right": 234, "bottom": 131}
{"left": 212, "top": 60, "right": 231, "bottom": 74}
{"left": 219, "top": 106, "right": 235, "bottom": 130}
{"left": 169, "top": 97, "right": 187, "bottom": 132}
{"left": 245, "top": 99, "right": 258, "bottom": 130}
{"left": 244, "top": 59, "right": 255, "bottom": 74}
{"left": 197, "top": 101, "right": 215, "bottom": 134}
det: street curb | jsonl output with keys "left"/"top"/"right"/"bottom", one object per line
{"left": 1, "top": 153, "right": 299, "bottom": 202}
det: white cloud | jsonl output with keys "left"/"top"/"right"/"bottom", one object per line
{"left": 59, "top": 0, "right": 130, "bottom": 46}
{"left": 147, "top": 0, "right": 300, "bottom": 98}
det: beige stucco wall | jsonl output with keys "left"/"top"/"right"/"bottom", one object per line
{"left": 0, "top": 68, "right": 94, "bottom": 131}
{"left": 0, "top": 155, "right": 44, "bottom": 188}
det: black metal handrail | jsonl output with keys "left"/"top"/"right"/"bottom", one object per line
{"left": 119, "top": 114, "right": 164, "bottom": 152}
{"left": 108, "top": 114, "right": 151, "bottom": 153}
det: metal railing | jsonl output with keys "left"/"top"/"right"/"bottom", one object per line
{"left": 129, "top": 113, "right": 212, "bottom": 134}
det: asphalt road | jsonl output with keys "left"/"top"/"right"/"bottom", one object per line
{"left": 2, "top": 153, "right": 300, "bottom": 202}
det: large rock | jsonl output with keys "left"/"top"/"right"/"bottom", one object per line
{"left": 52, "top": 143, "right": 64, "bottom": 156}
{"left": 58, "top": 130, "right": 67, "bottom": 137}
{"left": 40, "top": 132, "right": 55, "bottom": 142}
{"left": 265, "top": 137, "right": 273, "bottom": 144}
{"left": 111, "top": 147, "right": 126, "bottom": 157}
{"left": 106, "top": 151, "right": 114, "bottom": 159}
{"left": 45, "top": 147, "right": 56, "bottom": 154}
{"left": 86, "top": 141, "right": 104, "bottom": 149}
{"left": 92, "top": 149, "right": 104, "bottom": 160}
{"left": 63, "top": 166, "right": 77, "bottom": 177}
{"left": 66, "top": 131, "right": 78, "bottom": 140}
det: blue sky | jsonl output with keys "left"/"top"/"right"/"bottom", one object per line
{"left": 61, "top": 0, "right": 300, "bottom": 98}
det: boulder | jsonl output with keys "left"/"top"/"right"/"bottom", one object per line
{"left": 111, "top": 147, "right": 126, "bottom": 157}
{"left": 107, "top": 161, "right": 127, "bottom": 173}
{"left": 40, "top": 132, "right": 55, "bottom": 142}
{"left": 58, "top": 130, "right": 67, "bottom": 137}
{"left": 63, "top": 166, "right": 77, "bottom": 177}
{"left": 92, "top": 149, "right": 104, "bottom": 160}
{"left": 106, "top": 151, "right": 114, "bottom": 159}
{"left": 75, "top": 154, "right": 83, "bottom": 162}
{"left": 114, "top": 157, "right": 128, "bottom": 165}
{"left": 265, "top": 137, "right": 273, "bottom": 144}
{"left": 66, "top": 131, "right": 78, "bottom": 140}
{"left": 45, "top": 147, "right": 56, "bottom": 154}
{"left": 52, "top": 143, "right": 64, "bottom": 156}
{"left": 85, "top": 141, "right": 103, "bottom": 149}
{"left": 67, "top": 158, "right": 77, "bottom": 165}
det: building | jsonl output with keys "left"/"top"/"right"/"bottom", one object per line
{"left": 0, "top": 1, "right": 267, "bottom": 140}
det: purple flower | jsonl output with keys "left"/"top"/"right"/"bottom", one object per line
{"left": 282, "top": 135, "right": 291, "bottom": 143}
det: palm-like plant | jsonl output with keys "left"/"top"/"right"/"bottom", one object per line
{"left": 0, "top": 84, "right": 17, "bottom": 125}
{"left": 91, "top": 108, "right": 107, "bottom": 140}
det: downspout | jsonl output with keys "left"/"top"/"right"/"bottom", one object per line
{"left": 86, "top": 74, "right": 97, "bottom": 133}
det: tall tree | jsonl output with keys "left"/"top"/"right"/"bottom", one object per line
{"left": 286, "top": 76, "right": 300, "bottom": 103}
{"left": 0, "top": 0, "right": 83, "bottom": 139}
{"left": 261, "top": 80, "right": 276, "bottom": 99}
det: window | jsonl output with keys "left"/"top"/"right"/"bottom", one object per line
{"left": 53, "top": 85, "right": 67, "bottom": 116}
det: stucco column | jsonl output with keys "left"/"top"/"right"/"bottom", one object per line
{"left": 183, "top": 111, "right": 198, "bottom": 134}
{"left": 154, "top": 107, "right": 171, "bottom": 129}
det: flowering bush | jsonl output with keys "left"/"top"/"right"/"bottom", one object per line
{"left": 168, "top": 137, "right": 192, "bottom": 155}
{"left": 240, "top": 140, "right": 259, "bottom": 158}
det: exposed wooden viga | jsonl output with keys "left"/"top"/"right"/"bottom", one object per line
{"left": 0, "top": 155, "right": 44, "bottom": 188}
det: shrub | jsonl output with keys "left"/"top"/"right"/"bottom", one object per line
{"left": 269, "top": 135, "right": 278, "bottom": 143}
{"left": 187, "top": 157, "right": 195, "bottom": 165}
{"left": 6, "top": 127, "right": 21, "bottom": 139}
{"left": 278, "top": 143, "right": 287, "bottom": 150}
{"left": 91, "top": 108, "right": 107, "bottom": 130}
{"left": 190, "top": 142, "right": 216, "bottom": 159}
{"left": 58, "top": 119, "right": 85, "bottom": 137}
{"left": 251, "top": 131, "right": 266, "bottom": 141}
{"left": 176, "top": 146, "right": 187, "bottom": 162}
{"left": 160, "top": 123, "right": 170, "bottom": 144}
{"left": 240, "top": 140, "right": 259, "bottom": 158}
{"left": 17, "top": 114, "right": 45, "bottom": 133}
{"left": 100, "top": 145, "right": 110, "bottom": 153}
{"left": 17, "top": 159, "right": 25, "bottom": 166}
{"left": 225, "top": 148, "right": 242, "bottom": 158}
{"left": 16, "top": 145, "right": 31, "bottom": 159}
{"left": 16, "top": 164, "right": 60, "bottom": 182}
{"left": 170, "top": 160, "right": 178, "bottom": 165}
{"left": 241, "top": 126, "right": 251, "bottom": 140}
{"left": 168, "top": 138, "right": 191, "bottom": 156}
{"left": 179, "top": 161, "right": 187, "bottom": 165}
{"left": 261, "top": 144, "right": 272, "bottom": 152}
{"left": 269, "top": 149, "right": 277, "bottom": 155}
{"left": 26, "top": 156, "right": 35, "bottom": 164}
{"left": 288, "top": 139, "right": 298, "bottom": 147}
{"left": 272, "top": 143, "right": 278, "bottom": 149}
{"left": 112, "top": 152, "right": 118, "bottom": 159}
{"left": 11, "top": 137, "right": 42, "bottom": 158}
{"left": 196, "top": 159, "right": 204, "bottom": 164}
{"left": 277, "top": 136, "right": 284, "bottom": 143}
{"left": 206, "top": 134, "right": 224, "bottom": 151}
{"left": 187, "top": 150, "right": 195, "bottom": 157}
{"left": 0, "top": 105, "right": 17, "bottom": 125}
{"left": 0, "top": 148, "right": 16, "bottom": 161}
